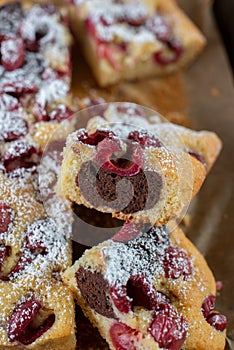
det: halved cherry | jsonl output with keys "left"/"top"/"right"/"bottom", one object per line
{"left": 49, "top": 105, "right": 74, "bottom": 122}
{"left": 110, "top": 322, "right": 141, "bottom": 350}
{"left": 8, "top": 251, "right": 34, "bottom": 278}
{"left": 1, "top": 36, "right": 25, "bottom": 71}
{"left": 124, "top": 3, "right": 147, "bottom": 26}
{"left": 112, "top": 221, "right": 142, "bottom": 243}
{"left": 145, "top": 15, "right": 172, "bottom": 43}
{"left": 128, "top": 130, "right": 162, "bottom": 148}
{"left": 7, "top": 296, "right": 55, "bottom": 345}
{"left": 0, "top": 203, "right": 12, "bottom": 234}
{"left": 0, "top": 94, "right": 20, "bottom": 111}
{"left": 148, "top": 304, "right": 188, "bottom": 350}
{"left": 127, "top": 274, "right": 170, "bottom": 311}
{"left": 110, "top": 274, "right": 170, "bottom": 314}
{"left": 201, "top": 295, "right": 216, "bottom": 319}
{"left": 163, "top": 246, "right": 192, "bottom": 280}
{"left": 2, "top": 140, "right": 39, "bottom": 173}
{"left": 0, "top": 81, "right": 38, "bottom": 98}
{"left": 0, "top": 113, "right": 28, "bottom": 142}
{"left": 206, "top": 312, "right": 228, "bottom": 332}
{"left": 154, "top": 39, "right": 183, "bottom": 65}
{"left": 95, "top": 138, "right": 144, "bottom": 177}
{"left": 78, "top": 129, "right": 116, "bottom": 146}
{"left": 188, "top": 151, "right": 207, "bottom": 167}
{"left": 110, "top": 285, "right": 132, "bottom": 314}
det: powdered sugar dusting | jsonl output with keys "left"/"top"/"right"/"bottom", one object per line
{"left": 103, "top": 225, "right": 170, "bottom": 286}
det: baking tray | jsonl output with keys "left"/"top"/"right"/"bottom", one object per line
{"left": 68, "top": 3, "right": 234, "bottom": 350}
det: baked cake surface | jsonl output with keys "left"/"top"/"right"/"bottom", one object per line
{"left": 69, "top": 0, "right": 206, "bottom": 86}
{"left": 57, "top": 103, "right": 222, "bottom": 226}
{"left": 63, "top": 223, "right": 227, "bottom": 350}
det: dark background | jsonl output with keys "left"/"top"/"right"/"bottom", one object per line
{"left": 213, "top": 0, "right": 234, "bottom": 75}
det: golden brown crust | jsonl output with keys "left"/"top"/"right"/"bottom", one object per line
{"left": 63, "top": 225, "right": 226, "bottom": 350}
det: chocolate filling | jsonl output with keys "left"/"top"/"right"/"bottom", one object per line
{"left": 76, "top": 266, "right": 115, "bottom": 319}
{"left": 77, "top": 161, "right": 162, "bottom": 214}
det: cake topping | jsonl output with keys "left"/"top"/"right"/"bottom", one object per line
{"left": 128, "top": 130, "right": 162, "bottom": 148}
{"left": 7, "top": 296, "right": 55, "bottom": 345}
{"left": 0, "top": 93, "right": 21, "bottom": 111}
{"left": 2, "top": 140, "right": 39, "bottom": 173}
{"left": 188, "top": 150, "right": 206, "bottom": 167}
{"left": 0, "top": 203, "right": 13, "bottom": 234}
{"left": 0, "top": 2, "right": 23, "bottom": 36}
{"left": 201, "top": 295, "right": 216, "bottom": 318}
{"left": 148, "top": 304, "right": 188, "bottom": 350}
{"left": 110, "top": 322, "right": 142, "bottom": 350}
{"left": 163, "top": 246, "right": 192, "bottom": 280}
{"left": 0, "top": 36, "right": 25, "bottom": 71}
{"left": 206, "top": 313, "right": 228, "bottom": 332}
{"left": 103, "top": 226, "right": 170, "bottom": 286}
{"left": 0, "top": 80, "right": 38, "bottom": 98}
{"left": 201, "top": 295, "right": 228, "bottom": 332}
{"left": 0, "top": 111, "right": 28, "bottom": 142}
{"left": 112, "top": 221, "right": 142, "bottom": 243}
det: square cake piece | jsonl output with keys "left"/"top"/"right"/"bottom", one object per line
{"left": 63, "top": 222, "right": 227, "bottom": 350}
{"left": 69, "top": 0, "right": 206, "bottom": 86}
{"left": 0, "top": 171, "right": 76, "bottom": 349}
{"left": 57, "top": 103, "right": 222, "bottom": 226}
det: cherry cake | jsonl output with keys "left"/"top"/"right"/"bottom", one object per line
{"left": 68, "top": 0, "right": 206, "bottom": 86}
{"left": 63, "top": 222, "right": 227, "bottom": 350}
{"left": 57, "top": 103, "right": 222, "bottom": 226}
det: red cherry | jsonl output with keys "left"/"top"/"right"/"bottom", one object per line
{"left": 112, "top": 221, "right": 142, "bottom": 243}
{"left": 8, "top": 297, "right": 42, "bottom": 342}
{"left": 110, "top": 322, "right": 141, "bottom": 350}
{"left": 154, "top": 39, "right": 183, "bottom": 65}
{"left": 201, "top": 295, "right": 216, "bottom": 318}
{"left": 145, "top": 15, "right": 172, "bottom": 42}
{"left": 7, "top": 297, "right": 55, "bottom": 345}
{"left": 188, "top": 151, "right": 206, "bottom": 167}
{"left": 0, "top": 203, "right": 12, "bottom": 234}
{"left": 49, "top": 105, "right": 74, "bottom": 122}
{"left": 95, "top": 138, "right": 144, "bottom": 176}
{"left": 0, "top": 81, "right": 38, "bottom": 98}
{"left": 78, "top": 129, "right": 116, "bottom": 146}
{"left": 148, "top": 304, "right": 188, "bottom": 350}
{"left": 128, "top": 130, "right": 162, "bottom": 148}
{"left": 127, "top": 274, "right": 170, "bottom": 311}
{"left": 1, "top": 36, "right": 25, "bottom": 71}
{"left": 110, "top": 285, "right": 132, "bottom": 314}
{"left": 124, "top": 3, "right": 147, "bottom": 26}
{"left": 2, "top": 140, "right": 39, "bottom": 173}
{"left": 206, "top": 313, "right": 228, "bottom": 332}
{"left": 0, "top": 93, "right": 20, "bottom": 111}
{"left": 163, "top": 246, "right": 192, "bottom": 280}
{"left": 0, "top": 112, "right": 28, "bottom": 142}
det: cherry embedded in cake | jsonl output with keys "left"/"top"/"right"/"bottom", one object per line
{"left": 69, "top": 0, "right": 206, "bottom": 86}
{"left": 63, "top": 224, "right": 227, "bottom": 350}
{"left": 57, "top": 103, "right": 222, "bottom": 226}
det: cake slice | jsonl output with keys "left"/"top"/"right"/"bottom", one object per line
{"left": 0, "top": 172, "right": 76, "bottom": 349}
{"left": 57, "top": 103, "right": 222, "bottom": 226}
{"left": 0, "top": 2, "right": 72, "bottom": 123}
{"left": 63, "top": 222, "right": 227, "bottom": 350}
{"left": 69, "top": 0, "right": 206, "bottom": 86}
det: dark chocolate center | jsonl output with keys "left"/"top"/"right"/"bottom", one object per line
{"left": 76, "top": 266, "right": 115, "bottom": 319}
{"left": 77, "top": 160, "right": 162, "bottom": 214}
